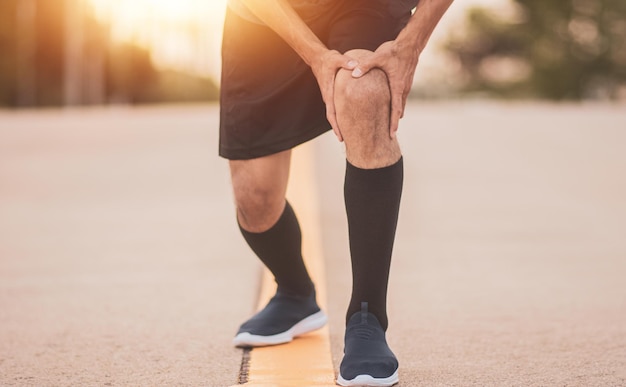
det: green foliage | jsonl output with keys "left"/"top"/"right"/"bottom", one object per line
{"left": 446, "top": 0, "right": 626, "bottom": 100}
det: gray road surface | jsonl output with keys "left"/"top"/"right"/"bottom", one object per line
{"left": 1, "top": 102, "right": 625, "bottom": 386}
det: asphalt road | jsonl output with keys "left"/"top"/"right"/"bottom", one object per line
{"left": 1, "top": 102, "right": 625, "bottom": 386}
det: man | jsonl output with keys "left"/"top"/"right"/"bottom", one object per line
{"left": 220, "top": 0, "right": 453, "bottom": 385}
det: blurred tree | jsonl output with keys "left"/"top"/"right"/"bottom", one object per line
{"left": 446, "top": 0, "right": 626, "bottom": 100}
{"left": 0, "top": 0, "right": 218, "bottom": 108}
{"left": 141, "top": 70, "right": 220, "bottom": 104}
{"left": 0, "top": 0, "right": 68, "bottom": 106}
{"left": 107, "top": 43, "right": 158, "bottom": 104}
{"left": 0, "top": 1, "right": 19, "bottom": 106}
{"left": 16, "top": 0, "right": 37, "bottom": 107}
{"left": 36, "top": 0, "right": 67, "bottom": 106}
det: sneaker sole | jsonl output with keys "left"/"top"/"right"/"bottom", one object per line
{"left": 336, "top": 370, "right": 399, "bottom": 387}
{"left": 232, "top": 310, "right": 327, "bottom": 347}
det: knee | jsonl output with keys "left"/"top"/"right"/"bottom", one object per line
{"left": 335, "top": 68, "right": 390, "bottom": 108}
{"left": 335, "top": 50, "right": 390, "bottom": 110}
{"left": 333, "top": 50, "right": 400, "bottom": 168}
{"left": 229, "top": 152, "right": 290, "bottom": 231}
{"left": 233, "top": 185, "right": 284, "bottom": 232}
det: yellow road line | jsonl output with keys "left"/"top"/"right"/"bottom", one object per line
{"left": 237, "top": 142, "right": 336, "bottom": 387}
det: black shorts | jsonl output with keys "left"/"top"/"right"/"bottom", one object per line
{"left": 219, "top": 0, "right": 412, "bottom": 160}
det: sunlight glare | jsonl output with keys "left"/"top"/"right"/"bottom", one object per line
{"left": 85, "top": 0, "right": 228, "bottom": 80}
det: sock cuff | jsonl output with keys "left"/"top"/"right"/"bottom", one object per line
{"left": 345, "top": 157, "right": 403, "bottom": 191}
{"left": 346, "top": 156, "right": 403, "bottom": 172}
{"left": 238, "top": 200, "right": 296, "bottom": 236}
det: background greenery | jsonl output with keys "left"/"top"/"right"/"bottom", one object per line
{"left": 445, "top": 0, "right": 626, "bottom": 99}
{"left": 1, "top": 0, "right": 624, "bottom": 108}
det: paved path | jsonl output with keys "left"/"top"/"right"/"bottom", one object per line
{"left": 1, "top": 103, "right": 625, "bottom": 386}
{"left": 0, "top": 106, "right": 252, "bottom": 386}
{"left": 316, "top": 102, "right": 626, "bottom": 386}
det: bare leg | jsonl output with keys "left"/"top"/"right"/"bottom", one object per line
{"left": 229, "top": 150, "right": 291, "bottom": 233}
{"left": 335, "top": 50, "right": 401, "bottom": 169}
{"left": 230, "top": 150, "right": 325, "bottom": 347}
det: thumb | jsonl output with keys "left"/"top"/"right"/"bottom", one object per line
{"left": 344, "top": 59, "right": 358, "bottom": 70}
{"left": 351, "top": 58, "right": 376, "bottom": 78}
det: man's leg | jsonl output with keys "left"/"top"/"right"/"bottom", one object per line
{"left": 230, "top": 150, "right": 327, "bottom": 347}
{"left": 335, "top": 49, "right": 403, "bottom": 387}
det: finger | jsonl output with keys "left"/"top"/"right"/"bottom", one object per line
{"left": 389, "top": 91, "right": 403, "bottom": 138}
{"left": 401, "top": 68, "right": 416, "bottom": 118}
{"left": 327, "top": 108, "right": 342, "bottom": 142}
{"left": 325, "top": 82, "right": 343, "bottom": 142}
{"left": 351, "top": 57, "right": 377, "bottom": 78}
{"left": 345, "top": 59, "right": 358, "bottom": 70}
{"left": 400, "top": 87, "right": 410, "bottom": 119}
{"left": 327, "top": 105, "right": 342, "bottom": 142}
{"left": 329, "top": 49, "right": 357, "bottom": 69}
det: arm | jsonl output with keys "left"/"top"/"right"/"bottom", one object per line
{"left": 353, "top": 0, "right": 455, "bottom": 138}
{"left": 237, "top": 0, "right": 357, "bottom": 139}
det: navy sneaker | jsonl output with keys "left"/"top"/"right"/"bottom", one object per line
{"left": 232, "top": 288, "right": 327, "bottom": 347}
{"left": 337, "top": 303, "right": 399, "bottom": 386}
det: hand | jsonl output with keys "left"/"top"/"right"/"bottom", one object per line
{"left": 351, "top": 40, "right": 419, "bottom": 138}
{"left": 310, "top": 49, "right": 357, "bottom": 142}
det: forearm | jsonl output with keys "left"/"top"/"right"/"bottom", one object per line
{"left": 397, "top": 0, "right": 454, "bottom": 53}
{"left": 237, "top": 0, "right": 327, "bottom": 66}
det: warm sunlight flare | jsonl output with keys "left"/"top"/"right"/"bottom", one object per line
{"left": 81, "top": 0, "right": 499, "bottom": 87}
{"left": 85, "top": 0, "right": 227, "bottom": 80}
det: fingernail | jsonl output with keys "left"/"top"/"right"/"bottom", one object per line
{"left": 347, "top": 60, "right": 358, "bottom": 68}
{"left": 352, "top": 68, "right": 363, "bottom": 77}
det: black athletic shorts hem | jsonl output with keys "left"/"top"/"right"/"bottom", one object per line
{"left": 219, "top": 119, "right": 329, "bottom": 160}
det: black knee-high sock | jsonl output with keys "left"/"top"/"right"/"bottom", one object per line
{"left": 344, "top": 158, "right": 403, "bottom": 331}
{"left": 239, "top": 201, "right": 314, "bottom": 297}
